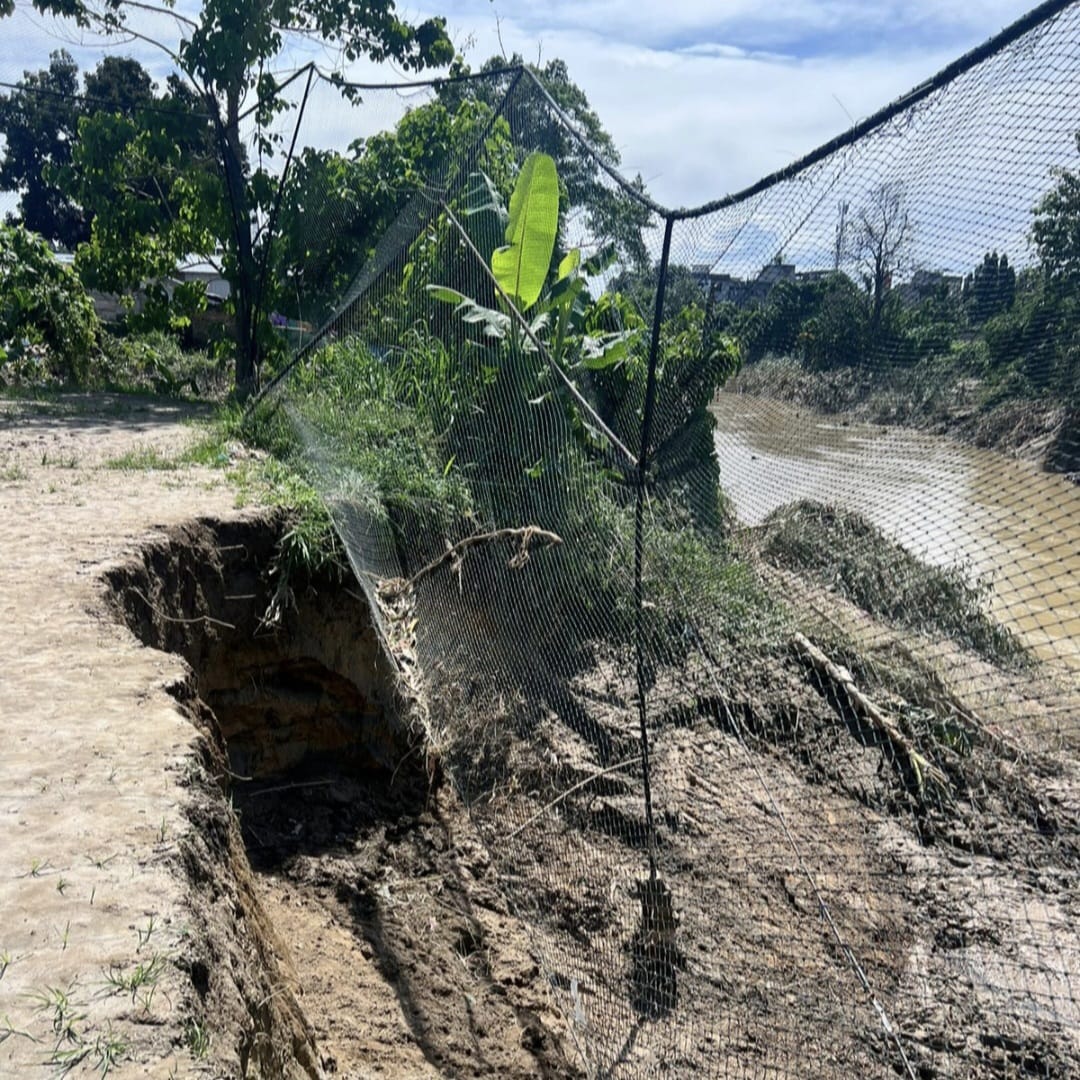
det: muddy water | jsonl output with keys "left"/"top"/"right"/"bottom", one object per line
{"left": 711, "top": 393, "right": 1080, "bottom": 670}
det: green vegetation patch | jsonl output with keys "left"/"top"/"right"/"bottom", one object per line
{"left": 761, "top": 500, "right": 1028, "bottom": 668}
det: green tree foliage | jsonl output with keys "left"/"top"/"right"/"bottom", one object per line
{"left": 1033, "top": 135, "right": 1080, "bottom": 292}
{"left": 0, "top": 222, "right": 100, "bottom": 384}
{"left": 964, "top": 251, "right": 1016, "bottom": 323}
{"left": 798, "top": 273, "right": 871, "bottom": 369}
{"left": 0, "top": 51, "right": 166, "bottom": 248}
{"left": 0, "top": 50, "right": 85, "bottom": 245}
{"left": 438, "top": 56, "right": 654, "bottom": 270}
{"left": 269, "top": 97, "right": 509, "bottom": 327}
{"left": 11, "top": 0, "right": 455, "bottom": 396}
{"left": 59, "top": 75, "right": 220, "bottom": 330}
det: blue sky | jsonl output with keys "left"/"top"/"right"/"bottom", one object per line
{"left": 0, "top": 1, "right": 1051, "bottom": 217}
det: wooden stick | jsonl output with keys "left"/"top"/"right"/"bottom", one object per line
{"left": 791, "top": 632, "right": 949, "bottom": 795}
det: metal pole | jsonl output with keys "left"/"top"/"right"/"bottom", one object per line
{"left": 634, "top": 214, "right": 675, "bottom": 880}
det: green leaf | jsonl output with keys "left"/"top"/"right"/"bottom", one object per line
{"left": 583, "top": 243, "right": 618, "bottom": 277}
{"left": 491, "top": 152, "right": 559, "bottom": 312}
{"left": 426, "top": 285, "right": 470, "bottom": 305}
{"left": 557, "top": 249, "right": 581, "bottom": 281}
{"left": 581, "top": 330, "right": 638, "bottom": 369}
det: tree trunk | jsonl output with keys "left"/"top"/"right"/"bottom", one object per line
{"left": 220, "top": 91, "right": 258, "bottom": 399}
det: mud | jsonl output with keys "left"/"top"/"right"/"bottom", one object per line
{"left": 104, "top": 513, "right": 577, "bottom": 1079}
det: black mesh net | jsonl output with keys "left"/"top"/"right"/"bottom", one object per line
{"left": 256, "top": 11, "right": 1080, "bottom": 1074}
{"left": 4, "top": 0, "right": 1080, "bottom": 1074}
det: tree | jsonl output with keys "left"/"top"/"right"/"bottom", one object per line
{"left": 1032, "top": 135, "right": 1080, "bottom": 292}
{"left": 11, "top": 0, "right": 455, "bottom": 397}
{"left": 964, "top": 251, "right": 1016, "bottom": 323}
{"left": 60, "top": 76, "right": 222, "bottom": 327}
{"left": 268, "top": 94, "right": 509, "bottom": 328}
{"left": 0, "top": 51, "right": 86, "bottom": 246}
{"left": 0, "top": 51, "right": 200, "bottom": 251}
{"left": 847, "top": 180, "right": 912, "bottom": 335}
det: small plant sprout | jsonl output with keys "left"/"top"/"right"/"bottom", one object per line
{"left": 157, "top": 816, "right": 168, "bottom": 844}
{"left": 183, "top": 1017, "right": 211, "bottom": 1059}
{"left": 0, "top": 951, "right": 12, "bottom": 980}
{"left": 56, "top": 877, "right": 70, "bottom": 896}
{"left": 0, "top": 1012, "right": 35, "bottom": 1046}
{"left": 103, "top": 956, "right": 165, "bottom": 1003}
{"left": 31, "top": 982, "right": 86, "bottom": 1049}
{"left": 28, "top": 857, "right": 52, "bottom": 877}
{"left": 136, "top": 915, "right": 156, "bottom": 952}
{"left": 89, "top": 1026, "right": 128, "bottom": 1076}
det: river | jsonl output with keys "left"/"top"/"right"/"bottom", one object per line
{"left": 711, "top": 393, "right": 1080, "bottom": 671}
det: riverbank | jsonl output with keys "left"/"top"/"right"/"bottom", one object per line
{"left": 728, "top": 356, "right": 1079, "bottom": 481}
{"left": 711, "top": 392, "right": 1080, "bottom": 672}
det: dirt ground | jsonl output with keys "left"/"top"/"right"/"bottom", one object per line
{"left": 0, "top": 394, "right": 578, "bottom": 1079}
{"left": 2, "top": 393, "right": 1078, "bottom": 1079}
{"left": 0, "top": 395, "right": 239, "bottom": 1077}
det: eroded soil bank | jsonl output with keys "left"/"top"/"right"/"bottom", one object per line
{"left": 104, "top": 512, "right": 577, "bottom": 1079}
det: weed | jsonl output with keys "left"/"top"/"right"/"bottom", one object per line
{"left": 0, "top": 462, "right": 28, "bottom": 481}
{"left": 86, "top": 853, "right": 116, "bottom": 870}
{"left": 0, "top": 951, "right": 12, "bottom": 980}
{"left": 61, "top": 921, "right": 70, "bottom": 951}
{"left": 56, "top": 877, "right": 70, "bottom": 896}
{"left": 0, "top": 1012, "right": 36, "bottom": 1046}
{"left": 103, "top": 444, "right": 178, "bottom": 472}
{"left": 136, "top": 915, "right": 156, "bottom": 952}
{"left": 40, "top": 451, "right": 79, "bottom": 469}
{"left": 183, "top": 1017, "right": 211, "bottom": 1059}
{"left": 89, "top": 1026, "right": 128, "bottom": 1077}
{"left": 156, "top": 817, "right": 168, "bottom": 844}
{"left": 102, "top": 956, "right": 165, "bottom": 1003}
{"left": 29, "top": 857, "right": 53, "bottom": 877}
{"left": 30, "top": 982, "right": 86, "bottom": 1050}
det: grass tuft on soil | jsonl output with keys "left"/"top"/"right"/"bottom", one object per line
{"left": 760, "top": 499, "right": 1029, "bottom": 668}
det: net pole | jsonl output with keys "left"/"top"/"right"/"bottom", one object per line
{"left": 634, "top": 213, "right": 675, "bottom": 881}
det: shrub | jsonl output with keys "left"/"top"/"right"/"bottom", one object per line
{"left": 0, "top": 223, "right": 100, "bottom": 386}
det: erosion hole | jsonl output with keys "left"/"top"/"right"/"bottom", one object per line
{"left": 103, "top": 512, "right": 576, "bottom": 1079}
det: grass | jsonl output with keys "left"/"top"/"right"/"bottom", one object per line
{"left": 761, "top": 500, "right": 1029, "bottom": 668}
{"left": 0, "top": 460, "right": 28, "bottom": 482}
{"left": 183, "top": 1017, "right": 211, "bottom": 1060}
{"left": 103, "top": 444, "right": 178, "bottom": 472}
{"left": 102, "top": 956, "right": 165, "bottom": 1003}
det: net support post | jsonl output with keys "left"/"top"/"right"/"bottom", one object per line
{"left": 634, "top": 214, "right": 675, "bottom": 882}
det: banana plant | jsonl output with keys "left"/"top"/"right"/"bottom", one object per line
{"left": 427, "top": 152, "right": 640, "bottom": 373}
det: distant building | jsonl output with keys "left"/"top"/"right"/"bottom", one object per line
{"left": 52, "top": 251, "right": 230, "bottom": 321}
{"left": 696, "top": 260, "right": 797, "bottom": 308}
{"left": 894, "top": 269, "right": 964, "bottom": 306}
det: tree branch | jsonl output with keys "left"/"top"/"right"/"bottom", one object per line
{"left": 379, "top": 526, "right": 563, "bottom": 599}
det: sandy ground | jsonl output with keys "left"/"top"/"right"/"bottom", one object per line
{"left": 0, "top": 395, "right": 235, "bottom": 1077}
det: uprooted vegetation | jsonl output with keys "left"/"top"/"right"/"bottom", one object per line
{"left": 758, "top": 499, "right": 1030, "bottom": 668}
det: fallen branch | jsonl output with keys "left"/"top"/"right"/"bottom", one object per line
{"left": 380, "top": 526, "right": 563, "bottom": 599}
{"left": 791, "top": 632, "right": 948, "bottom": 797}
